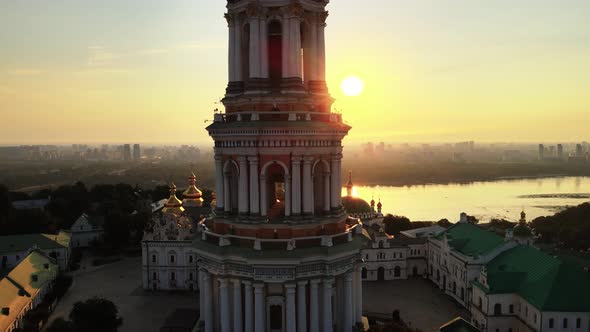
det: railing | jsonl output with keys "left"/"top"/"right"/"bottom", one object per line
{"left": 213, "top": 111, "right": 343, "bottom": 124}
{"left": 198, "top": 219, "right": 362, "bottom": 251}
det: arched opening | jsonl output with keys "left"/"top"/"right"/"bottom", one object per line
{"left": 268, "top": 20, "right": 282, "bottom": 89}
{"left": 377, "top": 267, "right": 385, "bottom": 281}
{"left": 394, "top": 266, "right": 401, "bottom": 278}
{"left": 452, "top": 281, "right": 457, "bottom": 294}
{"left": 265, "top": 163, "right": 286, "bottom": 221}
{"left": 270, "top": 304, "right": 283, "bottom": 330}
{"left": 225, "top": 161, "right": 239, "bottom": 214}
{"left": 312, "top": 161, "right": 329, "bottom": 214}
{"left": 412, "top": 266, "right": 418, "bottom": 277}
{"left": 442, "top": 275, "right": 447, "bottom": 290}
{"left": 361, "top": 268, "right": 367, "bottom": 279}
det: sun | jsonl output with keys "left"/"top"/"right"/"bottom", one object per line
{"left": 341, "top": 76, "right": 364, "bottom": 96}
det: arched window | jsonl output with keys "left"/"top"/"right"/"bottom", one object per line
{"left": 509, "top": 304, "right": 514, "bottom": 314}
{"left": 189, "top": 272, "right": 194, "bottom": 280}
{"left": 152, "top": 254, "right": 156, "bottom": 263}
{"left": 576, "top": 318, "right": 581, "bottom": 328}
{"left": 494, "top": 303, "right": 502, "bottom": 315}
{"left": 170, "top": 272, "right": 175, "bottom": 281}
{"left": 361, "top": 268, "right": 367, "bottom": 279}
{"left": 563, "top": 318, "right": 568, "bottom": 329}
{"left": 152, "top": 272, "right": 157, "bottom": 280}
{"left": 268, "top": 20, "right": 282, "bottom": 88}
{"left": 394, "top": 266, "right": 401, "bottom": 277}
{"left": 189, "top": 255, "right": 193, "bottom": 263}
{"left": 549, "top": 318, "right": 554, "bottom": 328}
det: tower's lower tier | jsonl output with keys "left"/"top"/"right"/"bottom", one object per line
{"left": 195, "top": 232, "right": 365, "bottom": 332}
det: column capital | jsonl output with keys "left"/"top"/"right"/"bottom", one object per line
{"left": 344, "top": 272, "right": 354, "bottom": 282}
{"left": 242, "top": 280, "right": 252, "bottom": 286}
{"left": 291, "top": 155, "right": 302, "bottom": 163}
{"left": 219, "top": 278, "right": 228, "bottom": 287}
{"left": 232, "top": 278, "right": 242, "bottom": 286}
{"left": 248, "top": 155, "right": 259, "bottom": 163}
{"left": 310, "top": 279, "right": 322, "bottom": 286}
{"left": 215, "top": 155, "right": 224, "bottom": 161}
{"left": 303, "top": 156, "right": 314, "bottom": 164}
{"left": 237, "top": 155, "right": 248, "bottom": 163}
{"left": 253, "top": 283, "right": 265, "bottom": 292}
{"left": 331, "top": 153, "right": 343, "bottom": 160}
{"left": 322, "top": 277, "right": 335, "bottom": 286}
{"left": 297, "top": 280, "right": 308, "bottom": 287}
{"left": 285, "top": 283, "right": 297, "bottom": 291}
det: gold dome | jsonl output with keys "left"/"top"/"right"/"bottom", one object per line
{"left": 183, "top": 172, "right": 204, "bottom": 207}
{"left": 162, "top": 183, "right": 185, "bottom": 214}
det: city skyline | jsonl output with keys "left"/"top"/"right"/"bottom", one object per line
{"left": 1, "top": 0, "right": 590, "bottom": 145}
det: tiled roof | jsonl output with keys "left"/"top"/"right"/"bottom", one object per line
{"left": 0, "top": 232, "right": 70, "bottom": 253}
{"left": 0, "top": 250, "right": 58, "bottom": 331}
{"left": 436, "top": 223, "right": 504, "bottom": 257}
{"left": 483, "top": 246, "right": 590, "bottom": 311}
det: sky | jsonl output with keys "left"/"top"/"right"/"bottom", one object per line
{"left": 1, "top": 0, "right": 589, "bottom": 146}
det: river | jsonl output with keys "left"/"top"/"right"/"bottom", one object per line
{"left": 348, "top": 176, "right": 590, "bottom": 222}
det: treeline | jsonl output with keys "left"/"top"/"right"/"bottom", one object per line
{"left": 0, "top": 182, "right": 213, "bottom": 248}
{"left": 532, "top": 202, "right": 590, "bottom": 250}
{"left": 341, "top": 160, "right": 590, "bottom": 186}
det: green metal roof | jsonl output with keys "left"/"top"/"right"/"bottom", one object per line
{"left": 342, "top": 196, "right": 372, "bottom": 214}
{"left": 0, "top": 232, "right": 70, "bottom": 253}
{"left": 436, "top": 223, "right": 505, "bottom": 257}
{"left": 483, "top": 246, "right": 590, "bottom": 312}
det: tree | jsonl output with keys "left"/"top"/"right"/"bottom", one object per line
{"left": 437, "top": 219, "right": 452, "bottom": 228}
{"left": 466, "top": 214, "right": 479, "bottom": 224}
{"left": 383, "top": 215, "right": 412, "bottom": 235}
{"left": 45, "top": 318, "right": 73, "bottom": 332}
{"left": 69, "top": 297, "right": 122, "bottom": 332}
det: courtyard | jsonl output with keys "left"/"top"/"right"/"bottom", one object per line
{"left": 363, "top": 278, "right": 470, "bottom": 331}
{"left": 46, "top": 255, "right": 198, "bottom": 332}
{"left": 47, "top": 255, "right": 467, "bottom": 332}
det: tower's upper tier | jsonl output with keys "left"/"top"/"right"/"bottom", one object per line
{"left": 223, "top": 0, "right": 332, "bottom": 113}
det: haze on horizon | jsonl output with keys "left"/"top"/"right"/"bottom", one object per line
{"left": 1, "top": 0, "right": 589, "bottom": 145}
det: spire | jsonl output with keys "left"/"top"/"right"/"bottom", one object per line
{"left": 163, "top": 183, "right": 184, "bottom": 214}
{"left": 377, "top": 198, "right": 382, "bottom": 214}
{"left": 519, "top": 210, "right": 526, "bottom": 224}
{"left": 370, "top": 194, "right": 375, "bottom": 211}
{"left": 346, "top": 170, "right": 353, "bottom": 197}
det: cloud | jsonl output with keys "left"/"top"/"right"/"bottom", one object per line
{"left": 6, "top": 68, "right": 48, "bottom": 75}
{"left": 87, "top": 46, "right": 120, "bottom": 67}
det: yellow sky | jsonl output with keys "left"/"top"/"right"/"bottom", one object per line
{"left": 1, "top": 0, "right": 589, "bottom": 145}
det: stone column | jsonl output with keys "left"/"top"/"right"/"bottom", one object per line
{"left": 226, "top": 13, "right": 236, "bottom": 82}
{"left": 302, "top": 157, "right": 313, "bottom": 215}
{"left": 249, "top": 15, "right": 261, "bottom": 78}
{"left": 259, "top": 16, "right": 268, "bottom": 78}
{"left": 330, "top": 155, "right": 339, "bottom": 209}
{"left": 202, "top": 270, "right": 213, "bottom": 332}
{"left": 297, "top": 281, "right": 308, "bottom": 332}
{"left": 234, "top": 16, "right": 243, "bottom": 81}
{"left": 219, "top": 278, "right": 231, "bottom": 332}
{"left": 291, "top": 156, "right": 302, "bottom": 215}
{"left": 286, "top": 284, "right": 297, "bottom": 332}
{"left": 244, "top": 281, "right": 254, "bottom": 332}
{"left": 281, "top": 13, "right": 291, "bottom": 77}
{"left": 254, "top": 283, "right": 265, "bottom": 332}
{"left": 233, "top": 279, "right": 243, "bottom": 332}
{"left": 309, "top": 280, "right": 320, "bottom": 332}
{"left": 343, "top": 273, "right": 354, "bottom": 332}
{"left": 355, "top": 266, "right": 363, "bottom": 326}
{"left": 260, "top": 175, "right": 267, "bottom": 217}
{"left": 238, "top": 156, "right": 249, "bottom": 215}
{"left": 223, "top": 169, "right": 231, "bottom": 213}
{"left": 249, "top": 156, "right": 260, "bottom": 215}
{"left": 317, "top": 12, "right": 327, "bottom": 81}
{"left": 322, "top": 278, "right": 334, "bottom": 332}
{"left": 323, "top": 170, "right": 331, "bottom": 213}
{"left": 336, "top": 155, "right": 342, "bottom": 207}
{"left": 285, "top": 174, "right": 292, "bottom": 217}
{"left": 215, "top": 157, "right": 224, "bottom": 211}
{"left": 308, "top": 17, "right": 318, "bottom": 81}
{"left": 291, "top": 17, "right": 302, "bottom": 79}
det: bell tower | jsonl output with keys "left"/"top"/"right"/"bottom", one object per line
{"left": 198, "top": 1, "right": 364, "bottom": 332}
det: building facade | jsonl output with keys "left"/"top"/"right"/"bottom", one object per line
{"left": 195, "top": 1, "right": 365, "bottom": 331}
{"left": 70, "top": 213, "right": 104, "bottom": 248}
{"left": 0, "top": 232, "right": 71, "bottom": 271}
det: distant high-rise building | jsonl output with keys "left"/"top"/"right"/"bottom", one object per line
{"left": 133, "top": 144, "right": 141, "bottom": 162}
{"left": 538, "top": 144, "right": 545, "bottom": 160}
{"left": 122, "top": 144, "right": 131, "bottom": 161}
{"left": 576, "top": 144, "right": 583, "bottom": 157}
{"left": 557, "top": 144, "right": 564, "bottom": 160}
